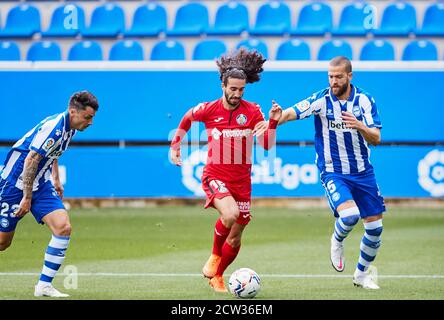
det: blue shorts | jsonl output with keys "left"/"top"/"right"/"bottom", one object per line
{"left": 0, "top": 179, "right": 65, "bottom": 232}
{"left": 320, "top": 170, "right": 386, "bottom": 218}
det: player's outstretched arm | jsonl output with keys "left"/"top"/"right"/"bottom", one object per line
{"left": 254, "top": 101, "right": 283, "bottom": 150}
{"left": 14, "top": 150, "right": 43, "bottom": 217}
{"left": 170, "top": 109, "right": 194, "bottom": 166}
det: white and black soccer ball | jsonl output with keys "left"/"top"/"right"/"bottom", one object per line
{"left": 228, "top": 268, "right": 261, "bottom": 299}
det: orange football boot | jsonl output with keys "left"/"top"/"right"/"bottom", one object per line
{"left": 202, "top": 254, "right": 221, "bottom": 279}
{"left": 209, "top": 275, "right": 228, "bottom": 293}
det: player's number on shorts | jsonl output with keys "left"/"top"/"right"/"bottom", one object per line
{"left": 326, "top": 180, "right": 337, "bottom": 194}
{"left": 1, "top": 202, "right": 20, "bottom": 218}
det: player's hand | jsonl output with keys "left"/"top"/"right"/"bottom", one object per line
{"left": 170, "top": 148, "right": 182, "bottom": 166}
{"left": 53, "top": 180, "right": 64, "bottom": 199}
{"left": 14, "top": 197, "right": 31, "bottom": 218}
{"left": 269, "top": 100, "right": 283, "bottom": 121}
{"left": 252, "top": 121, "right": 268, "bottom": 137}
{"left": 341, "top": 111, "right": 364, "bottom": 130}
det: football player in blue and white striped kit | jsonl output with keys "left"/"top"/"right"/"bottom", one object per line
{"left": 267, "top": 57, "right": 385, "bottom": 289}
{"left": 0, "top": 91, "right": 99, "bottom": 297}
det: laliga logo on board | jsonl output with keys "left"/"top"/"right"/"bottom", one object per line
{"left": 181, "top": 148, "right": 207, "bottom": 196}
{"left": 418, "top": 149, "right": 444, "bottom": 197}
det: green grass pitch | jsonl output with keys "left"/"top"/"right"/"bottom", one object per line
{"left": 1, "top": 206, "right": 443, "bottom": 300}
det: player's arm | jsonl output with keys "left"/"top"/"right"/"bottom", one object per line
{"left": 14, "top": 150, "right": 43, "bottom": 217}
{"left": 170, "top": 109, "right": 194, "bottom": 166}
{"left": 255, "top": 101, "right": 282, "bottom": 150}
{"left": 341, "top": 111, "right": 381, "bottom": 146}
{"left": 52, "top": 159, "right": 64, "bottom": 199}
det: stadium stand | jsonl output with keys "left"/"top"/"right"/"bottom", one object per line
{"left": 124, "top": 3, "right": 167, "bottom": 37}
{"left": 68, "top": 40, "right": 103, "bottom": 61}
{"left": 109, "top": 40, "right": 144, "bottom": 61}
{"left": 360, "top": 39, "right": 396, "bottom": 60}
{"left": 236, "top": 38, "right": 269, "bottom": 59}
{"left": 275, "top": 39, "right": 311, "bottom": 60}
{"left": 0, "top": 41, "right": 20, "bottom": 60}
{"left": 0, "top": 1, "right": 442, "bottom": 61}
{"left": 26, "top": 40, "right": 62, "bottom": 61}
{"left": 402, "top": 39, "right": 438, "bottom": 60}
{"left": 249, "top": 1, "right": 291, "bottom": 36}
{"left": 318, "top": 39, "right": 353, "bottom": 60}
{"left": 206, "top": 1, "right": 249, "bottom": 36}
{"left": 192, "top": 39, "right": 227, "bottom": 60}
{"left": 150, "top": 39, "right": 185, "bottom": 60}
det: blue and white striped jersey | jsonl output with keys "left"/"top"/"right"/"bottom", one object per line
{"left": 292, "top": 84, "right": 382, "bottom": 175}
{"left": 0, "top": 111, "right": 76, "bottom": 190}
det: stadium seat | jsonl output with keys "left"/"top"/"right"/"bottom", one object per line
{"left": 82, "top": 3, "right": 125, "bottom": 38}
{"left": 373, "top": 2, "right": 416, "bottom": 36}
{"left": 332, "top": 2, "right": 371, "bottom": 36}
{"left": 124, "top": 3, "right": 167, "bottom": 37}
{"left": 317, "top": 40, "right": 353, "bottom": 61}
{"left": 402, "top": 40, "right": 438, "bottom": 61}
{"left": 109, "top": 40, "right": 144, "bottom": 61}
{"left": 249, "top": 1, "right": 291, "bottom": 36}
{"left": 0, "top": 41, "right": 20, "bottom": 60}
{"left": 360, "top": 40, "right": 395, "bottom": 61}
{"left": 68, "top": 41, "right": 103, "bottom": 61}
{"left": 236, "top": 39, "right": 268, "bottom": 59}
{"left": 275, "top": 39, "right": 311, "bottom": 60}
{"left": 26, "top": 41, "right": 62, "bottom": 61}
{"left": 150, "top": 40, "right": 185, "bottom": 60}
{"left": 192, "top": 39, "right": 227, "bottom": 60}
{"left": 42, "top": 4, "right": 85, "bottom": 37}
{"left": 166, "top": 2, "right": 209, "bottom": 36}
{"left": 207, "top": 1, "right": 249, "bottom": 36}
{"left": 291, "top": 2, "right": 332, "bottom": 36}
{"left": 0, "top": 4, "right": 40, "bottom": 38}
{"left": 416, "top": 3, "right": 444, "bottom": 36}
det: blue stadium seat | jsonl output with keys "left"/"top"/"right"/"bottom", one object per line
{"left": 192, "top": 39, "right": 227, "bottom": 60}
{"left": 82, "top": 3, "right": 125, "bottom": 37}
{"left": 249, "top": 1, "right": 291, "bottom": 36}
{"left": 373, "top": 2, "right": 416, "bottom": 36}
{"left": 275, "top": 39, "right": 310, "bottom": 60}
{"left": 317, "top": 40, "right": 353, "bottom": 61}
{"left": 0, "top": 41, "right": 20, "bottom": 60}
{"left": 360, "top": 40, "right": 395, "bottom": 61}
{"left": 0, "top": 4, "right": 40, "bottom": 38}
{"left": 332, "top": 2, "right": 371, "bottom": 36}
{"left": 236, "top": 39, "right": 268, "bottom": 59}
{"left": 42, "top": 4, "right": 85, "bottom": 37}
{"left": 166, "top": 2, "right": 209, "bottom": 36}
{"left": 291, "top": 2, "right": 332, "bottom": 36}
{"left": 402, "top": 40, "right": 438, "bottom": 61}
{"left": 150, "top": 40, "right": 185, "bottom": 60}
{"left": 68, "top": 41, "right": 103, "bottom": 61}
{"left": 109, "top": 40, "right": 144, "bottom": 61}
{"left": 26, "top": 41, "right": 62, "bottom": 61}
{"left": 207, "top": 1, "right": 249, "bottom": 36}
{"left": 124, "top": 3, "right": 167, "bottom": 37}
{"left": 416, "top": 3, "right": 444, "bottom": 36}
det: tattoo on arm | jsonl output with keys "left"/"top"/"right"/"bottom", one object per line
{"left": 22, "top": 151, "right": 43, "bottom": 199}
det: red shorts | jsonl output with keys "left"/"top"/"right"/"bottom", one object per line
{"left": 201, "top": 175, "right": 252, "bottom": 225}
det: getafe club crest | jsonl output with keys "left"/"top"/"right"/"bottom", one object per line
{"left": 236, "top": 114, "right": 247, "bottom": 125}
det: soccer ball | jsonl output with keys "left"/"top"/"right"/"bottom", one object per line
{"left": 228, "top": 268, "right": 261, "bottom": 299}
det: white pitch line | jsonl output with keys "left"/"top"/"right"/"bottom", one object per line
{"left": 0, "top": 272, "right": 444, "bottom": 279}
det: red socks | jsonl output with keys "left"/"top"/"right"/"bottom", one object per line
{"left": 212, "top": 218, "right": 230, "bottom": 256}
{"left": 216, "top": 242, "right": 241, "bottom": 276}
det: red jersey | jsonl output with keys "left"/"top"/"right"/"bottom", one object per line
{"left": 191, "top": 98, "right": 265, "bottom": 183}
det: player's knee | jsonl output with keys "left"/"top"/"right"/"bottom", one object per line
{"left": 54, "top": 222, "right": 72, "bottom": 237}
{"left": 222, "top": 207, "right": 240, "bottom": 226}
{"left": 0, "top": 239, "right": 12, "bottom": 251}
{"left": 342, "top": 214, "right": 360, "bottom": 226}
{"left": 227, "top": 234, "right": 242, "bottom": 248}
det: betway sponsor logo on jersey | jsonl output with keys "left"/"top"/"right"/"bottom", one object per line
{"left": 328, "top": 120, "right": 353, "bottom": 132}
{"left": 211, "top": 128, "right": 252, "bottom": 140}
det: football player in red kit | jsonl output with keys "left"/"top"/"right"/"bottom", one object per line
{"left": 170, "top": 48, "right": 282, "bottom": 293}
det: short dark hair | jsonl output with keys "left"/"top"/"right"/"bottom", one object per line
{"left": 329, "top": 56, "right": 352, "bottom": 73}
{"left": 216, "top": 48, "right": 266, "bottom": 85}
{"left": 69, "top": 91, "right": 99, "bottom": 111}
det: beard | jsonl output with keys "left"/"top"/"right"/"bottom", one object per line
{"left": 225, "top": 92, "right": 241, "bottom": 107}
{"left": 331, "top": 82, "right": 348, "bottom": 97}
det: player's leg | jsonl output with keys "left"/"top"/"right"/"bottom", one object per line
{"left": 352, "top": 173, "right": 385, "bottom": 289}
{"left": 0, "top": 231, "right": 14, "bottom": 251}
{"left": 31, "top": 183, "right": 71, "bottom": 297}
{"left": 322, "top": 174, "right": 360, "bottom": 272}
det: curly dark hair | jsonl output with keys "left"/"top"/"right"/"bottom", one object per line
{"left": 69, "top": 90, "right": 99, "bottom": 111}
{"left": 216, "top": 48, "right": 266, "bottom": 85}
